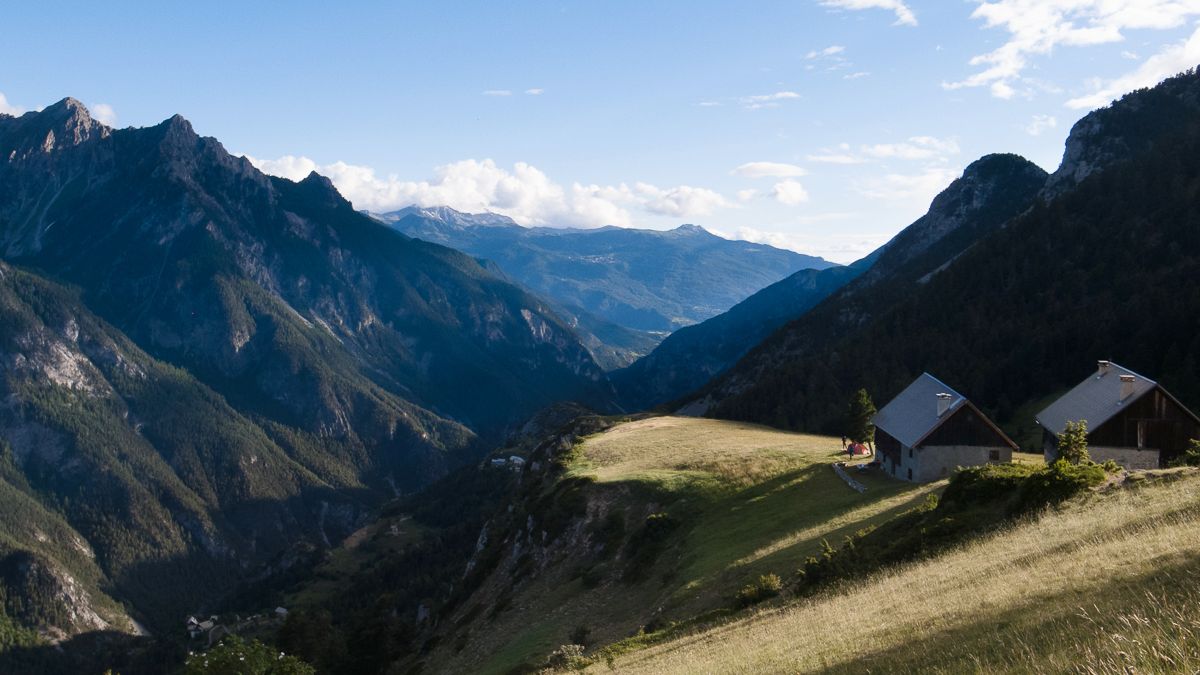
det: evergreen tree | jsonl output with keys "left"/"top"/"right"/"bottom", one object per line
{"left": 1057, "top": 420, "right": 1090, "bottom": 464}
{"left": 847, "top": 389, "right": 877, "bottom": 447}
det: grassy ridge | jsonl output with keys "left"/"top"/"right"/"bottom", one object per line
{"left": 436, "top": 417, "right": 938, "bottom": 674}
{"left": 601, "top": 469, "right": 1200, "bottom": 673}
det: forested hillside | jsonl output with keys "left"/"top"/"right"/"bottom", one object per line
{"left": 702, "top": 70, "right": 1200, "bottom": 439}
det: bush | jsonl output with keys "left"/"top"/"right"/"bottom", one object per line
{"left": 622, "top": 512, "right": 680, "bottom": 582}
{"left": 735, "top": 573, "right": 782, "bottom": 608}
{"left": 1171, "top": 439, "right": 1200, "bottom": 467}
{"left": 544, "top": 644, "right": 590, "bottom": 672}
{"left": 184, "top": 636, "right": 315, "bottom": 674}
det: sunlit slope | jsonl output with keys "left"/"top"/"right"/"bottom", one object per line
{"left": 602, "top": 469, "right": 1200, "bottom": 674}
{"left": 441, "top": 416, "right": 939, "bottom": 674}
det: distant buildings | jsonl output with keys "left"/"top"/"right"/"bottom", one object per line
{"left": 873, "top": 373, "right": 1017, "bottom": 482}
{"left": 1038, "top": 361, "right": 1200, "bottom": 469}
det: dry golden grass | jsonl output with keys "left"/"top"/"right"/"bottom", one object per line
{"left": 578, "top": 416, "right": 845, "bottom": 487}
{"left": 599, "top": 471, "right": 1200, "bottom": 674}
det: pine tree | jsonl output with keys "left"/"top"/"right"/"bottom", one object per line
{"left": 1057, "top": 419, "right": 1090, "bottom": 464}
{"left": 847, "top": 389, "right": 877, "bottom": 447}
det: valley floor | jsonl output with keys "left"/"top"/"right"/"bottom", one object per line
{"left": 599, "top": 468, "right": 1200, "bottom": 674}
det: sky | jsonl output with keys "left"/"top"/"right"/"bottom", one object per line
{"left": 2, "top": 1, "right": 1199, "bottom": 263}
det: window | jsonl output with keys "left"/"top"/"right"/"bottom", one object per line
{"left": 907, "top": 468, "right": 912, "bottom": 480}
{"left": 989, "top": 450, "right": 1000, "bottom": 461}
{"left": 908, "top": 447, "right": 913, "bottom": 459}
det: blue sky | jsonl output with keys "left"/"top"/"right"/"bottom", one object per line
{"left": 3, "top": 1, "right": 1199, "bottom": 262}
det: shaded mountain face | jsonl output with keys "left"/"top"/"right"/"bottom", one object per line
{"left": 379, "top": 208, "right": 837, "bottom": 335}
{"left": 0, "top": 99, "right": 612, "bottom": 445}
{"left": 0, "top": 99, "right": 616, "bottom": 637}
{"left": 697, "top": 69, "right": 1200, "bottom": 436}
{"left": 617, "top": 153, "right": 1048, "bottom": 413}
{"left": 611, "top": 264, "right": 865, "bottom": 410}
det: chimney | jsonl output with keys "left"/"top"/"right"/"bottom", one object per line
{"left": 936, "top": 393, "right": 953, "bottom": 417}
{"left": 1097, "top": 360, "right": 1111, "bottom": 377}
{"left": 1119, "top": 374, "right": 1136, "bottom": 402}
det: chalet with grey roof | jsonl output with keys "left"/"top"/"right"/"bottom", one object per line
{"left": 1037, "top": 361, "right": 1200, "bottom": 469}
{"left": 873, "top": 373, "right": 1017, "bottom": 482}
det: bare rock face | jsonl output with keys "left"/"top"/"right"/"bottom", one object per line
{"left": 1043, "top": 67, "right": 1200, "bottom": 199}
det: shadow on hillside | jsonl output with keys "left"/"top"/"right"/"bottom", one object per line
{"left": 0, "top": 630, "right": 184, "bottom": 675}
{"left": 677, "top": 463, "right": 927, "bottom": 590}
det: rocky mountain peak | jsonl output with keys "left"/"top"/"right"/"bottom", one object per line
{"left": 1042, "top": 68, "right": 1200, "bottom": 199}
{"left": 0, "top": 97, "right": 108, "bottom": 157}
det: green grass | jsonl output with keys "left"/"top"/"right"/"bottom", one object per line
{"left": 597, "top": 468, "right": 1200, "bottom": 674}
{"left": 434, "top": 416, "right": 936, "bottom": 674}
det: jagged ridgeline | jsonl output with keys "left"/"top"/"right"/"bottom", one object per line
{"left": 0, "top": 99, "right": 616, "bottom": 642}
{"left": 691, "top": 68, "right": 1200, "bottom": 437}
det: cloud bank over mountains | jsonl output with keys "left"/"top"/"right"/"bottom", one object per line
{"left": 246, "top": 155, "right": 734, "bottom": 229}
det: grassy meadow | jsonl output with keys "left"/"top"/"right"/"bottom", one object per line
{"left": 598, "top": 468, "right": 1200, "bottom": 674}
{"left": 441, "top": 416, "right": 940, "bottom": 674}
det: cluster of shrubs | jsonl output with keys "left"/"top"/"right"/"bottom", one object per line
{"left": 795, "top": 459, "right": 1115, "bottom": 593}
{"left": 734, "top": 574, "right": 782, "bottom": 608}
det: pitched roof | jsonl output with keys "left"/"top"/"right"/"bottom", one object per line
{"left": 1036, "top": 362, "right": 1158, "bottom": 436}
{"left": 872, "top": 373, "right": 966, "bottom": 449}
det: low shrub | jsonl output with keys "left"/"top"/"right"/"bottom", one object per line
{"left": 735, "top": 573, "right": 782, "bottom": 608}
{"left": 544, "top": 644, "right": 590, "bottom": 672}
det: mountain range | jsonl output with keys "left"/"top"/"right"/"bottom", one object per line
{"left": 3, "top": 65, "right": 1200, "bottom": 675}
{"left": 0, "top": 98, "right": 615, "bottom": 642}
{"left": 378, "top": 207, "right": 836, "bottom": 367}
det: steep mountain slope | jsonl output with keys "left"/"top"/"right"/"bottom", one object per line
{"left": 0, "top": 99, "right": 617, "bottom": 642}
{"left": 0, "top": 260, "right": 362, "bottom": 635}
{"left": 612, "top": 263, "right": 866, "bottom": 410}
{"left": 701, "top": 69, "right": 1200, "bottom": 436}
{"left": 0, "top": 99, "right": 612, "bottom": 450}
{"left": 621, "top": 153, "right": 1047, "bottom": 414}
{"left": 379, "top": 207, "right": 836, "bottom": 334}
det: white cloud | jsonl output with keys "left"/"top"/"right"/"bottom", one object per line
{"left": 0, "top": 92, "right": 23, "bottom": 116}
{"left": 806, "top": 45, "right": 846, "bottom": 59}
{"left": 1025, "top": 113, "right": 1058, "bottom": 135}
{"left": 732, "top": 161, "right": 809, "bottom": 178}
{"left": 856, "top": 166, "right": 962, "bottom": 202}
{"left": 737, "top": 188, "right": 760, "bottom": 201}
{"left": 772, "top": 179, "right": 811, "bottom": 205}
{"left": 819, "top": 0, "right": 918, "bottom": 27}
{"left": 844, "top": 71, "right": 871, "bottom": 79}
{"left": 698, "top": 100, "right": 722, "bottom": 107}
{"left": 634, "top": 182, "right": 734, "bottom": 217}
{"left": 860, "top": 135, "right": 960, "bottom": 160}
{"left": 245, "top": 155, "right": 734, "bottom": 228}
{"left": 946, "top": 0, "right": 1200, "bottom": 99}
{"left": 741, "top": 91, "right": 801, "bottom": 109}
{"left": 1067, "top": 24, "right": 1200, "bottom": 109}
{"left": 807, "top": 152, "right": 866, "bottom": 164}
{"left": 524, "top": 88, "right": 544, "bottom": 95}
{"left": 90, "top": 103, "right": 118, "bottom": 127}
{"left": 711, "top": 222, "right": 883, "bottom": 262}
{"left": 482, "top": 89, "right": 512, "bottom": 96}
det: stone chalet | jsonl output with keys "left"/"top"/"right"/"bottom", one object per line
{"left": 874, "top": 373, "right": 1017, "bottom": 482}
{"left": 1037, "top": 360, "right": 1200, "bottom": 469}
